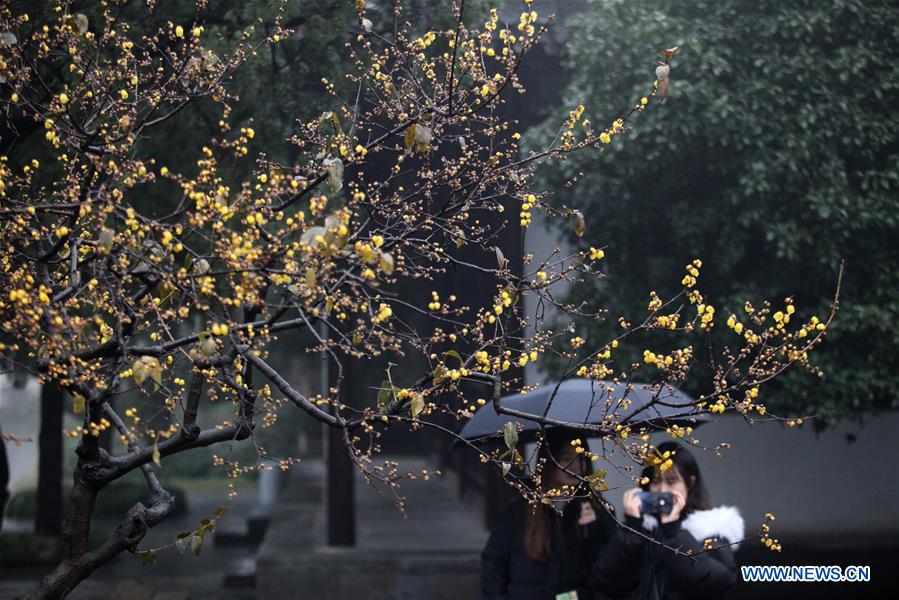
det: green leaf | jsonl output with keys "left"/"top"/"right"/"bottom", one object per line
{"left": 300, "top": 226, "right": 327, "bottom": 247}
{"left": 410, "top": 393, "right": 424, "bottom": 418}
{"left": 512, "top": 449, "right": 524, "bottom": 467}
{"left": 191, "top": 258, "right": 210, "bottom": 275}
{"left": 191, "top": 533, "right": 203, "bottom": 556}
{"left": 501, "top": 462, "right": 511, "bottom": 476}
{"left": 140, "top": 550, "right": 156, "bottom": 566}
{"left": 571, "top": 210, "right": 586, "bottom": 237}
{"left": 503, "top": 421, "right": 519, "bottom": 451}
{"left": 586, "top": 468, "right": 609, "bottom": 491}
{"left": 404, "top": 124, "right": 417, "bottom": 150}
{"left": 377, "top": 379, "right": 393, "bottom": 409}
{"left": 214, "top": 506, "right": 232, "bottom": 518}
{"left": 413, "top": 124, "right": 433, "bottom": 152}
{"left": 495, "top": 246, "right": 508, "bottom": 269}
{"left": 132, "top": 356, "right": 162, "bottom": 387}
{"left": 200, "top": 335, "right": 217, "bottom": 357}
{"left": 443, "top": 349, "right": 462, "bottom": 364}
{"left": 326, "top": 158, "right": 344, "bottom": 194}
{"left": 152, "top": 438, "right": 161, "bottom": 467}
{"left": 432, "top": 364, "right": 447, "bottom": 384}
{"left": 72, "top": 393, "right": 85, "bottom": 415}
{"left": 379, "top": 251, "right": 394, "bottom": 273}
{"left": 404, "top": 123, "right": 433, "bottom": 152}
{"left": 318, "top": 111, "right": 338, "bottom": 133}
{"left": 98, "top": 228, "right": 115, "bottom": 252}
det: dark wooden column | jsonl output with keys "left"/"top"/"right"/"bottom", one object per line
{"left": 326, "top": 353, "right": 355, "bottom": 546}
{"left": 36, "top": 382, "right": 64, "bottom": 535}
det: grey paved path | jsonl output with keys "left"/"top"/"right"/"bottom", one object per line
{"left": 257, "top": 457, "right": 489, "bottom": 600}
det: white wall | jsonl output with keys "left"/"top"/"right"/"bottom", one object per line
{"left": 0, "top": 374, "right": 42, "bottom": 492}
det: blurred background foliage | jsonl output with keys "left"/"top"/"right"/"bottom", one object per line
{"left": 528, "top": 0, "right": 899, "bottom": 424}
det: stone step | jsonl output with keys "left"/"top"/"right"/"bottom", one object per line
{"left": 223, "top": 556, "right": 257, "bottom": 590}
{"left": 214, "top": 508, "right": 270, "bottom": 547}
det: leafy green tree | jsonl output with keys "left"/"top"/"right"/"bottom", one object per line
{"left": 530, "top": 0, "right": 899, "bottom": 423}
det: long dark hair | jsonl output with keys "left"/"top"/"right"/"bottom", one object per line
{"left": 640, "top": 441, "right": 712, "bottom": 514}
{"left": 523, "top": 428, "right": 608, "bottom": 562}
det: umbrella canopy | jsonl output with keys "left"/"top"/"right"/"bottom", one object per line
{"left": 455, "top": 378, "right": 708, "bottom": 446}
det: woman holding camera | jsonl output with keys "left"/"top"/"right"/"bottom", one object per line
{"left": 591, "top": 441, "right": 743, "bottom": 600}
{"left": 481, "top": 428, "right": 617, "bottom": 600}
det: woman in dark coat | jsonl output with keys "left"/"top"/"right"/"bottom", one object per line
{"left": 481, "top": 428, "right": 617, "bottom": 600}
{"left": 591, "top": 441, "right": 744, "bottom": 600}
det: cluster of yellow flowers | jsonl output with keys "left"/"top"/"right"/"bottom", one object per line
{"left": 760, "top": 514, "right": 782, "bottom": 551}
{"left": 734, "top": 387, "right": 766, "bottom": 416}
{"left": 414, "top": 31, "right": 437, "bottom": 50}
{"left": 696, "top": 303, "right": 715, "bottom": 330}
{"left": 517, "top": 9, "right": 539, "bottom": 37}
{"left": 798, "top": 315, "right": 825, "bottom": 338}
{"left": 576, "top": 361, "right": 612, "bottom": 380}
{"left": 66, "top": 418, "right": 112, "bottom": 439}
{"left": 709, "top": 398, "right": 727, "bottom": 414}
{"left": 772, "top": 302, "right": 795, "bottom": 329}
{"left": 428, "top": 291, "right": 442, "bottom": 311}
{"left": 484, "top": 8, "right": 498, "bottom": 32}
{"left": 725, "top": 313, "right": 745, "bottom": 334}
{"left": 647, "top": 448, "right": 675, "bottom": 472}
{"left": 599, "top": 118, "right": 624, "bottom": 145}
{"left": 577, "top": 341, "right": 616, "bottom": 379}
{"left": 520, "top": 193, "right": 535, "bottom": 227}
{"left": 566, "top": 104, "right": 585, "bottom": 129}
{"left": 681, "top": 258, "right": 702, "bottom": 288}
{"left": 494, "top": 289, "right": 514, "bottom": 315}
{"left": 567, "top": 437, "right": 600, "bottom": 461}
{"left": 474, "top": 350, "right": 492, "bottom": 371}
{"left": 372, "top": 302, "right": 393, "bottom": 324}
{"left": 666, "top": 424, "right": 693, "bottom": 439}
{"left": 655, "top": 313, "right": 680, "bottom": 330}
{"left": 643, "top": 346, "right": 693, "bottom": 369}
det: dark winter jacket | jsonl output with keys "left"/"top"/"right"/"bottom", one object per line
{"left": 481, "top": 497, "right": 615, "bottom": 600}
{"left": 591, "top": 506, "right": 744, "bottom": 600}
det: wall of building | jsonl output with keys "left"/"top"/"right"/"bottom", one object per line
{"left": 590, "top": 412, "right": 899, "bottom": 545}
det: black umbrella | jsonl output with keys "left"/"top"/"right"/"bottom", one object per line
{"left": 455, "top": 378, "right": 708, "bottom": 446}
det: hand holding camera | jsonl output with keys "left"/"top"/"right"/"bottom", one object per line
{"left": 622, "top": 487, "right": 686, "bottom": 524}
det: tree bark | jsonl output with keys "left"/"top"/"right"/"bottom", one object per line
{"left": 27, "top": 472, "right": 174, "bottom": 600}
{"left": 36, "top": 382, "right": 65, "bottom": 535}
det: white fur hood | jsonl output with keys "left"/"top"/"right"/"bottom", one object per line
{"left": 642, "top": 505, "right": 745, "bottom": 550}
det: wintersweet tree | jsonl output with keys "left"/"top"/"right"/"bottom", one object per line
{"left": 0, "top": 1, "right": 836, "bottom": 598}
